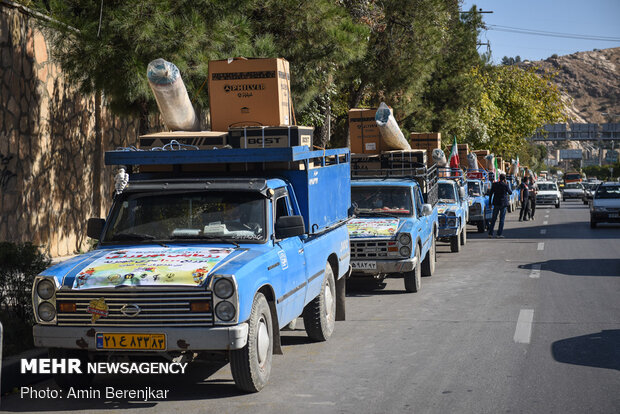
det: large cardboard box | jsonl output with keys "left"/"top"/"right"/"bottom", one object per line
{"left": 139, "top": 131, "right": 228, "bottom": 150}
{"left": 208, "top": 58, "right": 292, "bottom": 131}
{"left": 351, "top": 154, "right": 382, "bottom": 173}
{"left": 410, "top": 133, "right": 441, "bottom": 154}
{"left": 381, "top": 150, "right": 427, "bottom": 168}
{"left": 349, "top": 108, "right": 385, "bottom": 154}
{"left": 457, "top": 143, "right": 469, "bottom": 169}
{"left": 228, "top": 126, "right": 313, "bottom": 148}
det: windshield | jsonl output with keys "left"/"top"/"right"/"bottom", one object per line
{"left": 584, "top": 183, "right": 599, "bottom": 190}
{"left": 538, "top": 183, "right": 557, "bottom": 191}
{"left": 595, "top": 185, "right": 620, "bottom": 199}
{"left": 438, "top": 183, "right": 457, "bottom": 203}
{"left": 351, "top": 186, "right": 413, "bottom": 216}
{"left": 102, "top": 191, "right": 266, "bottom": 243}
{"left": 564, "top": 183, "right": 582, "bottom": 190}
{"left": 467, "top": 181, "right": 482, "bottom": 197}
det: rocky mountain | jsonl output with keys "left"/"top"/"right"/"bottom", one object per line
{"left": 519, "top": 47, "right": 619, "bottom": 124}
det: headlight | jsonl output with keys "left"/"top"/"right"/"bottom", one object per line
{"left": 594, "top": 207, "right": 607, "bottom": 212}
{"left": 398, "top": 233, "right": 411, "bottom": 245}
{"left": 215, "top": 301, "right": 236, "bottom": 321}
{"left": 399, "top": 246, "right": 411, "bottom": 257}
{"left": 38, "top": 302, "right": 56, "bottom": 322}
{"left": 36, "top": 279, "right": 55, "bottom": 300}
{"left": 213, "top": 278, "right": 234, "bottom": 299}
{"left": 448, "top": 218, "right": 457, "bottom": 227}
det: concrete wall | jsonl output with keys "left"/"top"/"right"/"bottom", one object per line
{"left": 0, "top": 4, "right": 145, "bottom": 257}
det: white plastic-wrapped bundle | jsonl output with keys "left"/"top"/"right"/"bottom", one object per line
{"left": 485, "top": 154, "right": 495, "bottom": 171}
{"left": 374, "top": 102, "right": 411, "bottom": 151}
{"left": 147, "top": 58, "right": 199, "bottom": 131}
{"left": 432, "top": 148, "right": 447, "bottom": 166}
{"left": 467, "top": 153, "right": 478, "bottom": 169}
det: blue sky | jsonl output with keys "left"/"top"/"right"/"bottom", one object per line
{"left": 461, "top": 0, "right": 620, "bottom": 63}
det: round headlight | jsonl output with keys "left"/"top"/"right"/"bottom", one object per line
{"left": 36, "top": 279, "right": 55, "bottom": 300}
{"left": 398, "top": 233, "right": 411, "bottom": 245}
{"left": 215, "top": 301, "right": 236, "bottom": 321}
{"left": 448, "top": 218, "right": 457, "bottom": 227}
{"left": 38, "top": 302, "right": 56, "bottom": 322}
{"left": 214, "top": 278, "right": 234, "bottom": 299}
{"left": 399, "top": 246, "right": 411, "bottom": 257}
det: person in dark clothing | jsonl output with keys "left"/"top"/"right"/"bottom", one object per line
{"left": 519, "top": 180, "right": 530, "bottom": 221}
{"left": 528, "top": 177, "right": 537, "bottom": 220}
{"left": 487, "top": 174, "right": 513, "bottom": 238}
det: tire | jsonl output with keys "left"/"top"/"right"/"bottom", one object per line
{"left": 49, "top": 348, "right": 94, "bottom": 390}
{"left": 303, "top": 262, "right": 336, "bottom": 342}
{"left": 477, "top": 220, "right": 485, "bottom": 233}
{"left": 590, "top": 220, "right": 597, "bottom": 228}
{"left": 404, "top": 244, "right": 421, "bottom": 292}
{"left": 230, "top": 293, "right": 273, "bottom": 393}
{"left": 460, "top": 226, "right": 467, "bottom": 246}
{"left": 450, "top": 234, "right": 461, "bottom": 252}
{"left": 555, "top": 202, "right": 560, "bottom": 209}
{"left": 421, "top": 237, "right": 435, "bottom": 277}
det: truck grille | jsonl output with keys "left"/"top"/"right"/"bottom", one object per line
{"left": 350, "top": 241, "right": 390, "bottom": 259}
{"left": 56, "top": 289, "right": 213, "bottom": 327}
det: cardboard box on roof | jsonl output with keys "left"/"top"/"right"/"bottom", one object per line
{"left": 208, "top": 57, "right": 292, "bottom": 131}
{"left": 349, "top": 108, "right": 384, "bottom": 154}
{"left": 457, "top": 143, "right": 469, "bottom": 169}
{"left": 410, "top": 132, "right": 441, "bottom": 151}
{"left": 496, "top": 157, "right": 503, "bottom": 170}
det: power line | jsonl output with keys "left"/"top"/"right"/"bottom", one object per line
{"left": 488, "top": 25, "right": 620, "bottom": 42}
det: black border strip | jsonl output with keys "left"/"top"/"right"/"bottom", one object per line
{"left": 277, "top": 281, "right": 307, "bottom": 304}
{"left": 339, "top": 252, "right": 350, "bottom": 262}
{"left": 267, "top": 262, "right": 280, "bottom": 271}
{"left": 308, "top": 269, "right": 324, "bottom": 283}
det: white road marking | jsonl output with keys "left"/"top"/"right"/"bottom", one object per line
{"left": 543, "top": 220, "right": 549, "bottom": 225}
{"left": 514, "top": 309, "right": 534, "bottom": 343}
{"left": 540, "top": 229, "right": 547, "bottom": 235}
{"left": 530, "top": 264, "right": 541, "bottom": 279}
{"left": 537, "top": 242, "right": 545, "bottom": 250}
{"left": 545, "top": 214, "right": 549, "bottom": 218}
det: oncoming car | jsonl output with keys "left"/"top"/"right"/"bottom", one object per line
{"left": 536, "top": 181, "right": 561, "bottom": 208}
{"left": 590, "top": 182, "right": 620, "bottom": 228}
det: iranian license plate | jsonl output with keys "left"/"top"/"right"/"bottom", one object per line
{"left": 351, "top": 261, "right": 377, "bottom": 270}
{"left": 96, "top": 333, "right": 166, "bottom": 350}
{"left": 609, "top": 213, "right": 619, "bottom": 218}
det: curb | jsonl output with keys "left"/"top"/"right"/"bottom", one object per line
{"left": 1, "top": 347, "right": 51, "bottom": 395}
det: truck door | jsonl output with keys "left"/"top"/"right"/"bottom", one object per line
{"left": 414, "top": 186, "right": 431, "bottom": 254}
{"left": 272, "top": 189, "right": 307, "bottom": 324}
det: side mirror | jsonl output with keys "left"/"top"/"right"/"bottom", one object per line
{"left": 421, "top": 204, "right": 433, "bottom": 217}
{"left": 87, "top": 218, "right": 105, "bottom": 240}
{"left": 275, "top": 215, "right": 305, "bottom": 239}
{"left": 459, "top": 187, "right": 466, "bottom": 199}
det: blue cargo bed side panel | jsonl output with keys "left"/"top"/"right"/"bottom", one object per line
{"left": 279, "top": 163, "right": 351, "bottom": 234}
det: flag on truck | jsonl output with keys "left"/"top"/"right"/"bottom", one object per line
{"left": 449, "top": 136, "right": 459, "bottom": 169}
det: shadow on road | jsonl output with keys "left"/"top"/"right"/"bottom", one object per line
{"left": 551, "top": 329, "right": 620, "bottom": 371}
{"left": 518, "top": 259, "right": 620, "bottom": 277}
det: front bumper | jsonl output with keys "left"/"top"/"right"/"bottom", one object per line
{"left": 563, "top": 193, "right": 583, "bottom": 199}
{"left": 33, "top": 323, "right": 249, "bottom": 352}
{"left": 536, "top": 197, "right": 559, "bottom": 205}
{"left": 350, "top": 257, "right": 417, "bottom": 276}
{"left": 591, "top": 212, "right": 620, "bottom": 223}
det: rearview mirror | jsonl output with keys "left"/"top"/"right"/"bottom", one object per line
{"left": 421, "top": 204, "right": 433, "bottom": 217}
{"left": 275, "top": 215, "right": 305, "bottom": 239}
{"left": 87, "top": 218, "right": 105, "bottom": 240}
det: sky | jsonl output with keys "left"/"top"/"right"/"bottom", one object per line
{"left": 461, "top": 0, "right": 620, "bottom": 63}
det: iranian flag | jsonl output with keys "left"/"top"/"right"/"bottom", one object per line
{"left": 449, "top": 136, "right": 460, "bottom": 169}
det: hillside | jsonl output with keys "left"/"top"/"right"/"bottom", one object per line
{"left": 519, "top": 47, "right": 619, "bottom": 124}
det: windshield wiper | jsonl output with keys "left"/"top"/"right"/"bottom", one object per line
{"left": 171, "top": 234, "right": 240, "bottom": 248}
{"left": 356, "top": 211, "right": 400, "bottom": 218}
{"left": 109, "top": 232, "right": 168, "bottom": 247}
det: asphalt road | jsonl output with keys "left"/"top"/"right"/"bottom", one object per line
{"left": 2, "top": 200, "right": 619, "bottom": 414}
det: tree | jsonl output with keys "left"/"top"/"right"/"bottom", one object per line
{"left": 501, "top": 55, "right": 522, "bottom": 66}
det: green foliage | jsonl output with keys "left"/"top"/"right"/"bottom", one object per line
{"left": 501, "top": 55, "right": 522, "bottom": 65}
{"left": 0, "top": 242, "right": 51, "bottom": 356}
{"left": 583, "top": 163, "right": 620, "bottom": 180}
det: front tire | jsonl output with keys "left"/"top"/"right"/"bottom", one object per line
{"left": 556, "top": 202, "right": 560, "bottom": 209}
{"left": 404, "top": 244, "right": 421, "bottom": 292}
{"left": 303, "top": 262, "right": 336, "bottom": 341}
{"left": 450, "top": 234, "right": 461, "bottom": 252}
{"left": 230, "top": 293, "right": 273, "bottom": 393}
{"left": 477, "top": 220, "right": 485, "bottom": 233}
{"left": 421, "top": 237, "right": 435, "bottom": 277}
{"left": 590, "top": 219, "right": 597, "bottom": 228}
{"left": 460, "top": 226, "right": 467, "bottom": 245}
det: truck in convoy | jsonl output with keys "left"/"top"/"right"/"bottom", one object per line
{"left": 31, "top": 144, "right": 351, "bottom": 392}
{"left": 347, "top": 160, "right": 439, "bottom": 292}
{"left": 437, "top": 168, "right": 468, "bottom": 252}
{"left": 466, "top": 169, "right": 492, "bottom": 233}
{"left": 505, "top": 174, "right": 520, "bottom": 212}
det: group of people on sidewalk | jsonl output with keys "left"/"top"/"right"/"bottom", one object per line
{"left": 485, "top": 173, "right": 537, "bottom": 238}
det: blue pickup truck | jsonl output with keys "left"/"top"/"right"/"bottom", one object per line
{"left": 347, "top": 164, "right": 438, "bottom": 292}
{"left": 437, "top": 168, "right": 468, "bottom": 252}
{"left": 466, "top": 169, "right": 492, "bottom": 233}
{"left": 31, "top": 145, "right": 351, "bottom": 392}
{"left": 506, "top": 174, "right": 520, "bottom": 212}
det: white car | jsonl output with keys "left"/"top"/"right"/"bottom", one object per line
{"left": 562, "top": 182, "right": 584, "bottom": 201}
{"left": 590, "top": 182, "right": 620, "bottom": 228}
{"left": 535, "top": 181, "right": 561, "bottom": 208}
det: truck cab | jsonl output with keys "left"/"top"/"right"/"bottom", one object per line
{"left": 466, "top": 171, "right": 492, "bottom": 233}
{"left": 347, "top": 165, "right": 438, "bottom": 293}
{"left": 31, "top": 146, "right": 351, "bottom": 393}
{"left": 437, "top": 168, "right": 468, "bottom": 253}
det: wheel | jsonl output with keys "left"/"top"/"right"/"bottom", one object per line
{"left": 556, "top": 202, "right": 560, "bottom": 209}
{"left": 590, "top": 220, "right": 597, "bottom": 228}
{"left": 450, "top": 233, "right": 461, "bottom": 252}
{"left": 230, "top": 293, "right": 273, "bottom": 392}
{"left": 303, "top": 262, "right": 336, "bottom": 341}
{"left": 477, "top": 220, "right": 485, "bottom": 233}
{"left": 460, "top": 226, "right": 467, "bottom": 245}
{"left": 49, "top": 348, "right": 94, "bottom": 390}
{"left": 421, "top": 237, "right": 435, "bottom": 277}
{"left": 404, "top": 244, "right": 421, "bottom": 292}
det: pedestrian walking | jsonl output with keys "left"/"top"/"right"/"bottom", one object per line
{"left": 528, "top": 177, "right": 537, "bottom": 220}
{"left": 519, "top": 179, "right": 530, "bottom": 221}
{"left": 487, "top": 174, "right": 513, "bottom": 238}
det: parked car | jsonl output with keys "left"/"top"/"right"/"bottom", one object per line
{"left": 536, "top": 181, "right": 562, "bottom": 208}
{"left": 590, "top": 182, "right": 620, "bottom": 228}
{"left": 562, "top": 182, "right": 584, "bottom": 201}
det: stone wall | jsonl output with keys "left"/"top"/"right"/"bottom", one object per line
{"left": 0, "top": 4, "right": 143, "bottom": 257}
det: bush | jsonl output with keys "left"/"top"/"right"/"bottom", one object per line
{"left": 0, "top": 242, "right": 51, "bottom": 356}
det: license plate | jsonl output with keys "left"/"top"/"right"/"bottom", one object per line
{"left": 610, "top": 213, "right": 619, "bottom": 218}
{"left": 351, "top": 261, "right": 377, "bottom": 270}
{"left": 96, "top": 333, "right": 166, "bottom": 350}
